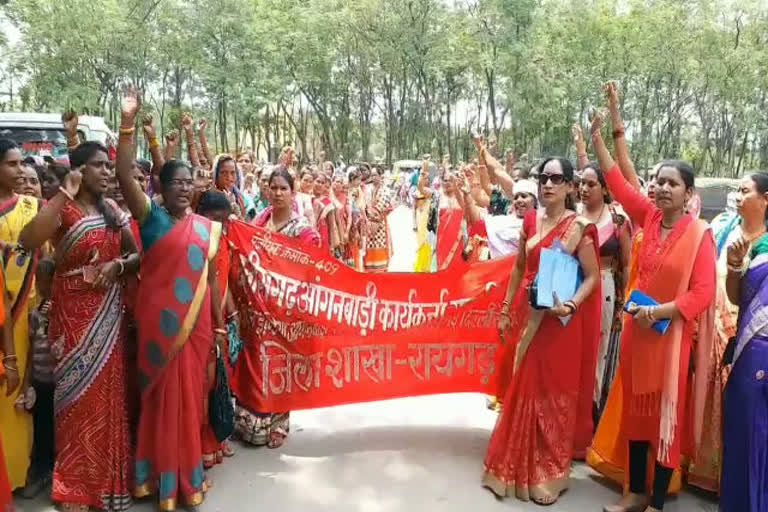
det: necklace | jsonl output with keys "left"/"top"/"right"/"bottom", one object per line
{"left": 585, "top": 203, "right": 606, "bottom": 225}
{"left": 540, "top": 208, "right": 567, "bottom": 239}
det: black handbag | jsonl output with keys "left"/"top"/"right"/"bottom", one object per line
{"left": 527, "top": 274, "right": 548, "bottom": 310}
{"left": 209, "top": 347, "right": 235, "bottom": 442}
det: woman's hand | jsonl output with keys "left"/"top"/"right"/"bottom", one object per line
{"left": 628, "top": 304, "right": 655, "bottom": 329}
{"left": 590, "top": 108, "right": 605, "bottom": 136}
{"left": 548, "top": 292, "right": 574, "bottom": 317}
{"left": 572, "top": 124, "right": 586, "bottom": 150}
{"left": 181, "top": 112, "right": 194, "bottom": 131}
{"left": 2, "top": 366, "right": 19, "bottom": 397}
{"left": 497, "top": 314, "right": 511, "bottom": 342}
{"left": 62, "top": 112, "right": 79, "bottom": 135}
{"left": 199, "top": 118, "right": 209, "bottom": 132}
{"left": 727, "top": 237, "right": 750, "bottom": 268}
{"left": 214, "top": 331, "right": 226, "bottom": 354}
{"left": 142, "top": 114, "right": 157, "bottom": 140}
{"left": 93, "top": 259, "right": 122, "bottom": 288}
{"left": 165, "top": 129, "right": 179, "bottom": 146}
{"left": 121, "top": 86, "right": 141, "bottom": 121}
{"left": 61, "top": 167, "right": 83, "bottom": 198}
{"left": 604, "top": 81, "right": 620, "bottom": 112}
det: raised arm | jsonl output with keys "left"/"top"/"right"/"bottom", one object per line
{"left": 19, "top": 172, "right": 80, "bottom": 251}
{"left": 164, "top": 129, "right": 179, "bottom": 161}
{"left": 62, "top": 112, "right": 80, "bottom": 159}
{"left": 590, "top": 112, "right": 652, "bottom": 227}
{"left": 141, "top": 113, "right": 165, "bottom": 177}
{"left": 473, "top": 135, "right": 515, "bottom": 199}
{"left": 181, "top": 113, "right": 201, "bottom": 168}
{"left": 459, "top": 173, "right": 483, "bottom": 225}
{"left": 116, "top": 87, "right": 151, "bottom": 222}
{"left": 605, "top": 82, "right": 641, "bottom": 190}
{"left": 572, "top": 124, "right": 590, "bottom": 170}
{"left": 198, "top": 119, "right": 214, "bottom": 168}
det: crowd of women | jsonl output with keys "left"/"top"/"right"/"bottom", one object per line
{"left": 0, "top": 81, "right": 764, "bottom": 512}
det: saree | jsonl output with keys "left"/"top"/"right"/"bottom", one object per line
{"left": 0, "top": 279, "right": 12, "bottom": 512}
{"left": 721, "top": 236, "right": 768, "bottom": 512}
{"left": 363, "top": 185, "right": 394, "bottom": 273}
{"left": 686, "top": 212, "right": 739, "bottom": 493}
{"left": 436, "top": 203, "right": 464, "bottom": 271}
{"left": 201, "top": 233, "right": 232, "bottom": 468}
{"left": 134, "top": 202, "right": 222, "bottom": 511}
{"left": 482, "top": 212, "right": 602, "bottom": 503}
{"left": 0, "top": 194, "right": 39, "bottom": 490}
{"left": 49, "top": 201, "right": 132, "bottom": 510}
{"left": 413, "top": 193, "right": 433, "bottom": 272}
{"left": 232, "top": 208, "right": 320, "bottom": 446}
{"left": 315, "top": 196, "right": 341, "bottom": 256}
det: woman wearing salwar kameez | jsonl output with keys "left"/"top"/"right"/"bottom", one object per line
{"left": 20, "top": 141, "right": 141, "bottom": 511}
{"left": 591, "top": 115, "right": 716, "bottom": 512}
{"left": 0, "top": 139, "right": 40, "bottom": 492}
{"left": 720, "top": 173, "right": 768, "bottom": 512}
{"left": 233, "top": 168, "right": 320, "bottom": 449}
{"left": 115, "top": 89, "right": 225, "bottom": 511}
{"left": 483, "top": 157, "right": 602, "bottom": 506}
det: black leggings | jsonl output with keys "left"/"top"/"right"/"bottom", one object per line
{"left": 628, "top": 441, "right": 674, "bottom": 510}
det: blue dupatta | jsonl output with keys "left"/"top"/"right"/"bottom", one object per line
{"left": 733, "top": 236, "right": 768, "bottom": 364}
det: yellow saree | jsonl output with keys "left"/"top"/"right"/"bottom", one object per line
{"left": 0, "top": 194, "right": 39, "bottom": 489}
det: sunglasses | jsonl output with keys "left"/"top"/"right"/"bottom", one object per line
{"left": 538, "top": 173, "right": 566, "bottom": 185}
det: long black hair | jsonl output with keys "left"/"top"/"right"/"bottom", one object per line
{"left": 69, "top": 142, "right": 121, "bottom": 231}
{"left": 750, "top": 172, "right": 768, "bottom": 221}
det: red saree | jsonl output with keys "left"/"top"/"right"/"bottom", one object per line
{"left": 0, "top": 435, "right": 10, "bottom": 512}
{"left": 134, "top": 211, "right": 221, "bottom": 511}
{"left": 201, "top": 236, "right": 232, "bottom": 468}
{"left": 482, "top": 212, "right": 602, "bottom": 503}
{"left": 436, "top": 206, "right": 463, "bottom": 270}
{"left": 49, "top": 202, "right": 132, "bottom": 510}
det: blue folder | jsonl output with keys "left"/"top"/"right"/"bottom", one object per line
{"left": 623, "top": 289, "right": 671, "bottom": 335}
{"left": 536, "top": 239, "right": 583, "bottom": 308}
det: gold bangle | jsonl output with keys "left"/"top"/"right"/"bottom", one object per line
{"left": 213, "top": 328, "right": 227, "bottom": 336}
{"left": 149, "top": 137, "right": 160, "bottom": 148}
{"left": 119, "top": 126, "right": 135, "bottom": 135}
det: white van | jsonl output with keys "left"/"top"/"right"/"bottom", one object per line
{"left": 0, "top": 113, "right": 115, "bottom": 160}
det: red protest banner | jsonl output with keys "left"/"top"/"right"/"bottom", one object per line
{"left": 228, "top": 220, "right": 514, "bottom": 412}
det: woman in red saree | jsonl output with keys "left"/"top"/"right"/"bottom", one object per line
{"left": 233, "top": 168, "right": 320, "bottom": 449}
{"left": 196, "top": 190, "right": 238, "bottom": 468}
{"left": 116, "top": 90, "right": 225, "bottom": 511}
{"left": 590, "top": 113, "right": 716, "bottom": 512}
{"left": 20, "top": 141, "right": 141, "bottom": 512}
{"left": 313, "top": 172, "right": 341, "bottom": 256}
{"left": 483, "top": 157, "right": 602, "bottom": 506}
{"left": 415, "top": 166, "right": 464, "bottom": 271}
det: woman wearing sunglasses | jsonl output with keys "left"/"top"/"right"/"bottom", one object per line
{"left": 590, "top": 109, "right": 716, "bottom": 512}
{"left": 482, "top": 155, "right": 602, "bottom": 506}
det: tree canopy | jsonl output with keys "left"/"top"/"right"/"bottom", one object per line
{"left": 1, "top": 0, "right": 767, "bottom": 175}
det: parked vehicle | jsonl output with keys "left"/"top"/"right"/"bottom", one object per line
{"left": 0, "top": 113, "right": 115, "bottom": 161}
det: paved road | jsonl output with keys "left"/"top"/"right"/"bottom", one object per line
{"left": 15, "top": 206, "right": 718, "bottom": 512}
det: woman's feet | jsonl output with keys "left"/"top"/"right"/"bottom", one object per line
{"left": 603, "top": 493, "right": 649, "bottom": 512}
{"left": 222, "top": 440, "right": 235, "bottom": 457}
{"left": 267, "top": 431, "right": 286, "bottom": 449}
{"left": 61, "top": 503, "right": 89, "bottom": 512}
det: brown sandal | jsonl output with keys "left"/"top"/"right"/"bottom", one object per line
{"left": 267, "top": 431, "right": 286, "bottom": 449}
